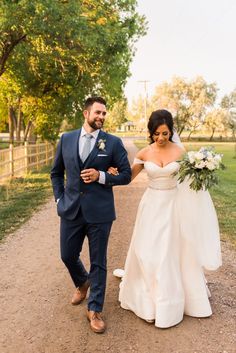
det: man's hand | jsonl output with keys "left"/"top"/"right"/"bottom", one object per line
{"left": 80, "top": 168, "right": 100, "bottom": 183}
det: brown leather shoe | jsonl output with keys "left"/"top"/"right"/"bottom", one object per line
{"left": 87, "top": 310, "right": 106, "bottom": 333}
{"left": 71, "top": 280, "right": 90, "bottom": 305}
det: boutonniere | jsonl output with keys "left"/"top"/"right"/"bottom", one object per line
{"left": 97, "top": 139, "right": 106, "bottom": 150}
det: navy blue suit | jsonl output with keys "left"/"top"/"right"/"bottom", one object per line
{"left": 51, "top": 129, "right": 131, "bottom": 311}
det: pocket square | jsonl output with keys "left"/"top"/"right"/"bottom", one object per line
{"left": 97, "top": 154, "right": 108, "bottom": 157}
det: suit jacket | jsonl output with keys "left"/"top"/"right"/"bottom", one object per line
{"left": 50, "top": 129, "right": 131, "bottom": 223}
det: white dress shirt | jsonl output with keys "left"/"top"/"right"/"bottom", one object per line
{"left": 79, "top": 127, "right": 105, "bottom": 184}
{"left": 79, "top": 127, "right": 99, "bottom": 157}
{"left": 56, "top": 128, "right": 106, "bottom": 203}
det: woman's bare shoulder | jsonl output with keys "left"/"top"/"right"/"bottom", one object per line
{"left": 171, "top": 142, "right": 185, "bottom": 152}
{"left": 136, "top": 145, "right": 151, "bottom": 160}
{"left": 168, "top": 142, "right": 185, "bottom": 160}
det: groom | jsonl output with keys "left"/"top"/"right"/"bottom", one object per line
{"left": 51, "top": 96, "right": 131, "bottom": 333}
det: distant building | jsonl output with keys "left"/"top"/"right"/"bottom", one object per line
{"left": 117, "top": 121, "right": 136, "bottom": 132}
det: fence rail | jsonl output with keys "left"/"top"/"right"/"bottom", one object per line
{"left": 0, "top": 142, "right": 55, "bottom": 183}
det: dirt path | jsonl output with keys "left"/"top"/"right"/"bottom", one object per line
{"left": 0, "top": 139, "right": 235, "bottom": 353}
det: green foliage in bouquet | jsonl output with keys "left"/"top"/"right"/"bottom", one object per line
{"left": 177, "top": 147, "right": 225, "bottom": 191}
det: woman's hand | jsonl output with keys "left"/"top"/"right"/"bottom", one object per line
{"left": 107, "top": 167, "right": 119, "bottom": 176}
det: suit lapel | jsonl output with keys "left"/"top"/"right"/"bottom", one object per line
{"left": 73, "top": 129, "right": 82, "bottom": 171}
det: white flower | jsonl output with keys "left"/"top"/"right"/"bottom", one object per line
{"left": 97, "top": 139, "right": 106, "bottom": 150}
{"left": 205, "top": 161, "right": 216, "bottom": 170}
{"left": 187, "top": 151, "right": 196, "bottom": 164}
{"left": 213, "top": 160, "right": 221, "bottom": 169}
{"left": 195, "top": 161, "right": 206, "bottom": 169}
{"left": 100, "top": 142, "right": 105, "bottom": 150}
{"left": 206, "top": 151, "right": 213, "bottom": 160}
{"left": 194, "top": 151, "right": 204, "bottom": 160}
{"left": 207, "top": 156, "right": 214, "bottom": 163}
{"left": 214, "top": 154, "right": 222, "bottom": 162}
{"left": 199, "top": 147, "right": 206, "bottom": 153}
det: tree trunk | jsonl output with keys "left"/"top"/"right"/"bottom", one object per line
{"left": 187, "top": 130, "right": 194, "bottom": 140}
{"left": 16, "top": 98, "right": 22, "bottom": 143}
{"left": 178, "top": 126, "right": 185, "bottom": 136}
{"left": 232, "top": 128, "right": 235, "bottom": 140}
{"left": 24, "top": 121, "right": 32, "bottom": 142}
{"left": 8, "top": 106, "right": 15, "bottom": 144}
{"left": 27, "top": 123, "right": 37, "bottom": 143}
{"left": 210, "top": 128, "right": 215, "bottom": 141}
{"left": 10, "top": 107, "right": 17, "bottom": 132}
{"left": 0, "top": 34, "right": 27, "bottom": 77}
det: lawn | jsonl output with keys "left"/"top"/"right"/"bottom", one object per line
{"left": 134, "top": 140, "right": 236, "bottom": 247}
{"left": 0, "top": 166, "right": 53, "bottom": 241}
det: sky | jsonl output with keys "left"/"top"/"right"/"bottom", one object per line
{"left": 125, "top": 0, "right": 236, "bottom": 105}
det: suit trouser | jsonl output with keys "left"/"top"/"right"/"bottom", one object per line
{"left": 60, "top": 209, "right": 112, "bottom": 312}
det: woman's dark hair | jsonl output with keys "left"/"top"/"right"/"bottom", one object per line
{"left": 147, "top": 109, "right": 174, "bottom": 143}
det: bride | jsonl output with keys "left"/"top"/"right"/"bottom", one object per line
{"left": 112, "top": 109, "right": 221, "bottom": 328}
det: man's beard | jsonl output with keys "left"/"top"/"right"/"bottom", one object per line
{"left": 88, "top": 119, "right": 104, "bottom": 130}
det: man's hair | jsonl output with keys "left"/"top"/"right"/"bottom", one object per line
{"left": 84, "top": 96, "right": 107, "bottom": 110}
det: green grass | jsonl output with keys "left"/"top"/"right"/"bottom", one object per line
{"left": 0, "top": 166, "right": 53, "bottom": 241}
{"left": 134, "top": 141, "right": 236, "bottom": 247}
{"left": 0, "top": 142, "right": 10, "bottom": 149}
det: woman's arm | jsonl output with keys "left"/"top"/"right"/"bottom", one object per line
{"left": 108, "top": 160, "right": 144, "bottom": 181}
{"left": 131, "top": 161, "right": 144, "bottom": 180}
{"left": 107, "top": 147, "right": 147, "bottom": 181}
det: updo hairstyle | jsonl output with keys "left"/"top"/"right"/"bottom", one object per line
{"left": 147, "top": 109, "right": 174, "bottom": 143}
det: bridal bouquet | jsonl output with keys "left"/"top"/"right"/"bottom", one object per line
{"left": 177, "top": 146, "right": 225, "bottom": 191}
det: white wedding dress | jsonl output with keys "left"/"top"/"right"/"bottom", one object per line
{"left": 118, "top": 159, "right": 222, "bottom": 328}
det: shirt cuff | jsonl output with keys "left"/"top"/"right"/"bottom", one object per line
{"left": 98, "top": 171, "right": 106, "bottom": 184}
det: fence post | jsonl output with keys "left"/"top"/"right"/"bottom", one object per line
{"left": 9, "top": 143, "right": 14, "bottom": 177}
{"left": 36, "top": 143, "right": 39, "bottom": 170}
{"left": 24, "top": 141, "right": 28, "bottom": 173}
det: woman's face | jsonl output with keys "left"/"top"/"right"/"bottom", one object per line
{"left": 153, "top": 124, "right": 171, "bottom": 146}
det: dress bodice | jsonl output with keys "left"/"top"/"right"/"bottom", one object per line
{"left": 144, "top": 161, "right": 179, "bottom": 190}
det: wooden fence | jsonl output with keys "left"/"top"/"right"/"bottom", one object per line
{"left": 0, "top": 142, "right": 55, "bottom": 183}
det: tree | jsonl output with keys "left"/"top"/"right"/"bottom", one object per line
{"left": 104, "top": 99, "right": 128, "bottom": 132}
{"left": 221, "top": 89, "right": 236, "bottom": 139}
{"left": 128, "top": 95, "right": 152, "bottom": 132}
{"left": 0, "top": 0, "right": 147, "bottom": 141}
{"left": 0, "top": 72, "right": 24, "bottom": 143}
{"left": 151, "top": 76, "right": 217, "bottom": 136}
{"left": 0, "top": 98, "right": 7, "bottom": 131}
{"left": 204, "top": 108, "right": 228, "bottom": 140}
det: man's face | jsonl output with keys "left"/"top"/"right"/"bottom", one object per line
{"left": 83, "top": 102, "right": 107, "bottom": 130}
